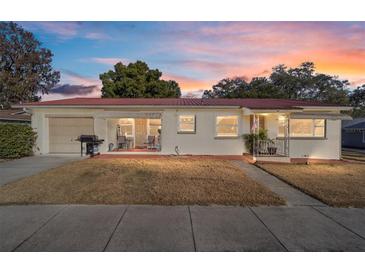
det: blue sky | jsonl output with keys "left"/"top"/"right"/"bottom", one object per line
{"left": 17, "top": 21, "right": 365, "bottom": 100}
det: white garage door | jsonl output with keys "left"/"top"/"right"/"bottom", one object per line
{"left": 49, "top": 117, "right": 94, "bottom": 153}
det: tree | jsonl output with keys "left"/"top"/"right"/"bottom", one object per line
{"left": 311, "top": 73, "right": 349, "bottom": 105}
{"left": 202, "top": 77, "right": 249, "bottom": 98}
{"left": 270, "top": 62, "right": 315, "bottom": 99}
{"left": 0, "top": 22, "right": 60, "bottom": 108}
{"left": 203, "top": 62, "right": 351, "bottom": 105}
{"left": 349, "top": 84, "right": 365, "bottom": 117}
{"left": 270, "top": 62, "right": 349, "bottom": 104}
{"left": 247, "top": 77, "right": 285, "bottom": 98}
{"left": 99, "top": 61, "right": 181, "bottom": 98}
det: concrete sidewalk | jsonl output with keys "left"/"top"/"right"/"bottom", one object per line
{"left": 0, "top": 156, "right": 82, "bottom": 186}
{"left": 232, "top": 161, "right": 325, "bottom": 206}
{"left": 1, "top": 205, "right": 364, "bottom": 252}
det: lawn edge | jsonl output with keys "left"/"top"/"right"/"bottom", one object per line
{"left": 254, "top": 163, "right": 335, "bottom": 207}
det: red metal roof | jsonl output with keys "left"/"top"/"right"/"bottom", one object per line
{"left": 19, "top": 97, "right": 341, "bottom": 109}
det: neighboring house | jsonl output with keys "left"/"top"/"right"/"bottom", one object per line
{"left": 0, "top": 109, "right": 31, "bottom": 124}
{"left": 342, "top": 118, "right": 365, "bottom": 149}
{"left": 14, "top": 98, "right": 351, "bottom": 162}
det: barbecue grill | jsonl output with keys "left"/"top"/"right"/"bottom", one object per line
{"left": 76, "top": 135, "right": 104, "bottom": 157}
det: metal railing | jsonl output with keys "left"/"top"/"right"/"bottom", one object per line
{"left": 254, "top": 139, "right": 289, "bottom": 157}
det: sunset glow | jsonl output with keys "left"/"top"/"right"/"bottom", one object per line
{"left": 18, "top": 22, "right": 365, "bottom": 99}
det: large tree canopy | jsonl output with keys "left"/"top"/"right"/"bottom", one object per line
{"left": 203, "top": 62, "right": 350, "bottom": 106}
{"left": 202, "top": 77, "right": 249, "bottom": 98}
{"left": 99, "top": 61, "right": 181, "bottom": 98}
{"left": 349, "top": 84, "right": 365, "bottom": 118}
{"left": 0, "top": 22, "right": 60, "bottom": 108}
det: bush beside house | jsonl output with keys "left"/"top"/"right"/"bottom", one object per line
{"left": 0, "top": 124, "right": 36, "bottom": 158}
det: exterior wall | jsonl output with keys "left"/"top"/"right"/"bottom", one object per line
{"left": 160, "top": 109, "right": 246, "bottom": 155}
{"left": 94, "top": 118, "right": 108, "bottom": 152}
{"left": 30, "top": 106, "right": 342, "bottom": 159}
{"left": 30, "top": 108, "right": 103, "bottom": 155}
{"left": 289, "top": 119, "right": 341, "bottom": 159}
{"left": 107, "top": 119, "right": 119, "bottom": 151}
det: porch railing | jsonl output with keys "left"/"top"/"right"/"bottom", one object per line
{"left": 254, "top": 139, "right": 289, "bottom": 157}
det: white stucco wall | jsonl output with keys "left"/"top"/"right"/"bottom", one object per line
{"left": 160, "top": 109, "right": 246, "bottom": 155}
{"left": 30, "top": 108, "right": 103, "bottom": 155}
{"left": 289, "top": 119, "right": 341, "bottom": 159}
{"left": 29, "top": 106, "right": 341, "bottom": 159}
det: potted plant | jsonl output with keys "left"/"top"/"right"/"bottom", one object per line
{"left": 242, "top": 129, "right": 269, "bottom": 154}
{"left": 267, "top": 139, "right": 277, "bottom": 155}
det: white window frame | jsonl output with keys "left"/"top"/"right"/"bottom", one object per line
{"left": 289, "top": 118, "right": 326, "bottom": 138}
{"left": 215, "top": 115, "right": 239, "bottom": 137}
{"left": 177, "top": 114, "right": 196, "bottom": 134}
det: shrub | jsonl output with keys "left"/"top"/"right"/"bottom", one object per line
{"left": 0, "top": 124, "right": 37, "bottom": 158}
{"left": 242, "top": 129, "right": 269, "bottom": 153}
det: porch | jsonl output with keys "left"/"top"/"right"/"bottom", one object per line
{"left": 249, "top": 113, "right": 290, "bottom": 160}
{"left": 100, "top": 112, "right": 162, "bottom": 153}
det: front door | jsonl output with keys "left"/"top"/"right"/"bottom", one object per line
{"left": 134, "top": 119, "right": 147, "bottom": 148}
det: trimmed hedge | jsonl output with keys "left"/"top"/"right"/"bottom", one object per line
{"left": 0, "top": 124, "right": 37, "bottom": 158}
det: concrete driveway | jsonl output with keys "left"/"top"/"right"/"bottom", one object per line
{"left": 1, "top": 205, "right": 364, "bottom": 252}
{"left": 0, "top": 156, "right": 82, "bottom": 186}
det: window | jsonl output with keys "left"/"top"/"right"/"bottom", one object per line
{"left": 216, "top": 116, "right": 239, "bottom": 137}
{"left": 363, "top": 131, "right": 365, "bottom": 143}
{"left": 289, "top": 119, "right": 325, "bottom": 138}
{"left": 118, "top": 118, "right": 134, "bottom": 137}
{"left": 178, "top": 115, "right": 195, "bottom": 133}
{"left": 148, "top": 119, "right": 161, "bottom": 136}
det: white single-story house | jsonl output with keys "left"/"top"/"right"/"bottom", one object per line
{"left": 14, "top": 97, "right": 352, "bottom": 162}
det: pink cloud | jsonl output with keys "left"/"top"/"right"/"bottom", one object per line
{"left": 90, "top": 57, "right": 130, "bottom": 65}
{"left": 158, "top": 22, "right": 365, "bottom": 90}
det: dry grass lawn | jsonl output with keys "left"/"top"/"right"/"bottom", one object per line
{"left": 0, "top": 158, "right": 284, "bottom": 206}
{"left": 258, "top": 163, "right": 365, "bottom": 207}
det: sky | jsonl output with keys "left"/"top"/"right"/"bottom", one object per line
{"left": 17, "top": 21, "right": 365, "bottom": 100}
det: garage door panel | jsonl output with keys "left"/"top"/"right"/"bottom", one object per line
{"left": 50, "top": 144, "right": 81, "bottom": 154}
{"left": 50, "top": 136, "right": 76, "bottom": 143}
{"left": 49, "top": 118, "right": 94, "bottom": 153}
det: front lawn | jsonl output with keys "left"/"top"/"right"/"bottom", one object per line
{"left": 0, "top": 158, "right": 284, "bottom": 206}
{"left": 258, "top": 163, "right": 365, "bottom": 207}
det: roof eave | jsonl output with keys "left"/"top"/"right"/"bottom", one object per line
{"left": 14, "top": 104, "right": 242, "bottom": 109}
{"left": 297, "top": 106, "right": 353, "bottom": 111}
